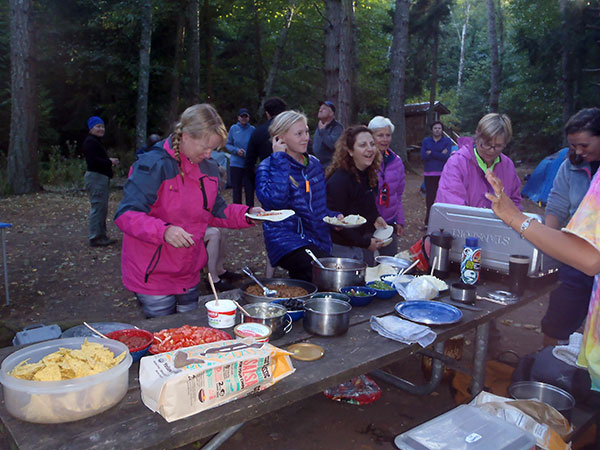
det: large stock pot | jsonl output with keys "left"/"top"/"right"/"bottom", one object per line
{"left": 311, "top": 258, "right": 366, "bottom": 292}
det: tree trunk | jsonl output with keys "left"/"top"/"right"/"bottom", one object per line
{"left": 250, "top": 0, "right": 265, "bottom": 106}
{"left": 560, "top": 0, "right": 574, "bottom": 140}
{"left": 202, "top": 0, "right": 213, "bottom": 101}
{"left": 388, "top": 0, "right": 409, "bottom": 162}
{"left": 323, "top": 0, "right": 341, "bottom": 105}
{"left": 486, "top": 0, "right": 500, "bottom": 112}
{"left": 8, "top": 0, "right": 40, "bottom": 194}
{"left": 167, "top": 12, "right": 185, "bottom": 130}
{"left": 496, "top": 0, "right": 504, "bottom": 79}
{"left": 258, "top": 2, "right": 295, "bottom": 118}
{"left": 337, "top": 0, "right": 354, "bottom": 127}
{"left": 427, "top": 16, "right": 439, "bottom": 128}
{"left": 188, "top": 0, "right": 200, "bottom": 103}
{"left": 135, "top": 0, "right": 152, "bottom": 150}
{"left": 457, "top": 2, "right": 470, "bottom": 90}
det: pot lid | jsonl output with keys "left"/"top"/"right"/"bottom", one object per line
{"left": 287, "top": 343, "right": 324, "bottom": 361}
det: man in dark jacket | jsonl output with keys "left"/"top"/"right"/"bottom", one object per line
{"left": 244, "top": 97, "right": 287, "bottom": 191}
{"left": 313, "top": 100, "right": 343, "bottom": 169}
{"left": 83, "top": 116, "right": 119, "bottom": 247}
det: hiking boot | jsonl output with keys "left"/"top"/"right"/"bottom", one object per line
{"left": 89, "top": 237, "right": 117, "bottom": 247}
{"left": 213, "top": 279, "right": 235, "bottom": 292}
{"left": 219, "top": 270, "right": 244, "bottom": 281}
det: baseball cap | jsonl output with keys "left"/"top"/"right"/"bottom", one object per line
{"left": 319, "top": 100, "right": 336, "bottom": 113}
{"left": 238, "top": 108, "right": 250, "bottom": 116}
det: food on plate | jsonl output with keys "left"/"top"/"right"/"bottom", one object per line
{"left": 10, "top": 339, "right": 126, "bottom": 381}
{"left": 369, "top": 280, "right": 395, "bottom": 291}
{"left": 150, "top": 325, "right": 231, "bottom": 354}
{"left": 245, "top": 283, "right": 308, "bottom": 298}
{"left": 323, "top": 214, "right": 367, "bottom": 227}
{"left": 415, "top": 275, "right": 448, "bottom": 291}
{"left": 256, "top": 211, "right": 284, "bottom": 217}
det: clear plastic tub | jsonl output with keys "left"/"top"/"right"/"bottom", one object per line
{"left": 0, "top": 336, "right": 132, "bottom": 423}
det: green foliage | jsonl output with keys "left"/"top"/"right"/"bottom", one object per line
{"left": 38, "top": 141, "right": 86, "bottom": 188}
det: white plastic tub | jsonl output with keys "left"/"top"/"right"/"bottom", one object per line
{"left": 0, "top": 336, "right": 132, "bottom": 423}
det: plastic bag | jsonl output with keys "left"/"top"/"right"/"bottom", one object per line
{"left": 323, "top": 375, "right": 382, "bottom": 405}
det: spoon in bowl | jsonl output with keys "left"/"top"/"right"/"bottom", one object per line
{"left": 242, "top": 266, "right": 277, "bottom": 297}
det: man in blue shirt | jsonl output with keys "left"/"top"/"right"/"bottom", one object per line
{"left": 225, "top": 108, "right": 256, "bottom": 206}
{"left": 420, "top": 121, "right": 453, "bottom": 229}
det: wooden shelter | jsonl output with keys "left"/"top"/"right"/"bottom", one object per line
{"left": 405, "top": 101, "right": 451, "bottom": 148}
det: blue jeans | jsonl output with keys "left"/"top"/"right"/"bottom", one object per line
{"left": 135, "top": 284, "right": 201, "bottom": 318}
{"left": 84, "top": 171, "right": 110, "bottom": 241}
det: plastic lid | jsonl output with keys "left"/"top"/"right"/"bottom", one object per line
{"left": 465, "top": 237, "right": 478, "bottom": 247}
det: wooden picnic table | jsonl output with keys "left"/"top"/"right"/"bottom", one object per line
{"left": 0, "top": 273, "right": 593, "bottom": 449}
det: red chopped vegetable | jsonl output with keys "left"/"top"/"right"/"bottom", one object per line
{"left": 149, "top": 325, "right": 231, "bottom": 354}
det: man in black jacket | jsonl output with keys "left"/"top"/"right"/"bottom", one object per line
{"left": 83, "top": 116, "right": 119, "bottom": 247}
{"left": 244, "top": 97, "right": 287, "bottom": 192}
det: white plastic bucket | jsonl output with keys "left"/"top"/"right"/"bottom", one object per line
{"left": 205, "top": 300, "right": 236, "bottom": 328}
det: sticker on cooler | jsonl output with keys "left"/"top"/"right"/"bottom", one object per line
{"left": 205, "top": 300, "right": 236, "bottom": 328}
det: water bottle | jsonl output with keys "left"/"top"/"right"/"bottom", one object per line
{"left": 460, "top": 237, "right": 481, "bottom": 285}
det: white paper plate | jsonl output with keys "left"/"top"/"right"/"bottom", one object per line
{"left": 380, "top": 237, "right": 393, "bottom": 247}
{"left": 323, "top": 214, "right": 367, "bottom": 228}
{"left": 245, "top": 209, "right": 295, "bottom": 222}
{"left": 373, "top": 226, "right": 394, "bottom": 240}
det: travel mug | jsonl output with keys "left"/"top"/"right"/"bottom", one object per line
{"left": 509, "top": 255, "right": 530, "bottom": 296}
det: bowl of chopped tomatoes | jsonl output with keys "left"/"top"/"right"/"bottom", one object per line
{"left": 148, "top": 325, "right": 232, "bottom": 354}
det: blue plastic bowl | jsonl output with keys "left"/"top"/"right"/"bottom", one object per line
{"left": 270, "top": 298, "right": 305, "bottom": 322}
{"left": 366, "top": 281, "right": 397, "bottom": 300}
{"left": 340, "top": 286, "right": 377, "bottom": 307}
{"left": 106, "top": 328, "right": 153, "bottom": 363}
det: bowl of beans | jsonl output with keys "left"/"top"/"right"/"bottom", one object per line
{"left": 241, "top": 278, "right": 317, "bottom": 304}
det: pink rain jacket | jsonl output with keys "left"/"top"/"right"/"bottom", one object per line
{"left": 435, "top": 137, "right": 523, "bottom": 210}
{"left": 115, "top": 138, "right": 251, "bottom": 295}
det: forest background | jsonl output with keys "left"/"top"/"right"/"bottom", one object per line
{"left": 1, "top": 0, "right": 600, "bottom": 194}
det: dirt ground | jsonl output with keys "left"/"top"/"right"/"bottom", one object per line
{"left": 0, "top": 156, "right": 551, "bottom": 449}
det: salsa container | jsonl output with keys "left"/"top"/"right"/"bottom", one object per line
{"left": 233, "top": 323, "right": 272, "bottom": 342}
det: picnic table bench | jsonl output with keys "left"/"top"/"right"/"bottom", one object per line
{"left": 0, "top": 274, "right": 596, "bottom": 449}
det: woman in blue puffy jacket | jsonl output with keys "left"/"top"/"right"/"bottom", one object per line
{"left": 255, "top": 111, "right": 339, "bottom": 281}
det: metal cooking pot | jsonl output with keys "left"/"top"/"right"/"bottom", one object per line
{"left": 240, "top": 278, "right": 318, "bottom": 304}
{"left": 311, "top": 258, "right": 366, "bottom": 292}
{"left": 241, "top": 302, "right": 292, "bottom": 340}
{"left": 450, "top": 282, "right": 476, "bottom": 304}
{"left": 303, "top": 298, "right": 352, "bottom": 336}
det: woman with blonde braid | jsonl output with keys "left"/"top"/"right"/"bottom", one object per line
{"left": 115, "top": 104, "right": 264, "bottom": 317}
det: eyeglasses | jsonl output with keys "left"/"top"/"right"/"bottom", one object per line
{"left": 479, "top": 140, "right": 505, "bottom": 152}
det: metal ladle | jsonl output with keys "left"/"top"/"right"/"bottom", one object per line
{"left": 305, "top": 248, "right": 326, "bottom": 269}
{"left": 242, "top": 266, "right": 277, "bottom": 297}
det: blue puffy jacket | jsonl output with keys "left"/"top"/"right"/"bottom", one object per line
{"left": 256, "top": 152, "right": 336, "bottom": 265}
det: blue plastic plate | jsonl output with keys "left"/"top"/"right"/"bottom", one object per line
{"left": 394, "top": 300, "right": 462, "bottom": 325}
{"left": 61, "top": 322, "right": 135, "bottom": 338}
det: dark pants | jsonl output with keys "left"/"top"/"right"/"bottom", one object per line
{"left": 424, "top": 175, "right": 440, "bottom": 226}
{"left": 277, "top": 245, "right": 328, "bottom": 282}
{"left": 230, "top": 166, "right": 254, "bottom": 207}
{"left": 84, "top": 171, "right": 110, "bottom": 241}
{"left": 541, "top": 264, "right": 594, "bottom": 340}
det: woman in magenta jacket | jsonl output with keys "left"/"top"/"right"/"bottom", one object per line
{"left": 435, "top": 113, "right": 522, "bottom": 210}
{"left": 115, "top": 104, "right": 263, "bottom": 318}
{"left": 368, "top": 116, "right": 405, "bottom": 256}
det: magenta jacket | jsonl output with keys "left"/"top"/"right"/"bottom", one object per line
{"left": 435, "top": 137, "right": 523, "bottom": 210}
{"left": 376, "top": 149, "right": 406, "bottom": 226}
{"left": 115, "top": 138, "right": 252, "bottom": 295}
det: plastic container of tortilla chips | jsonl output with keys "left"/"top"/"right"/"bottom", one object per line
{"left": 0, "top": 336, "right": 132, "bottom": 423}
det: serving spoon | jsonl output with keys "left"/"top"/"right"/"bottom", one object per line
{"left": 305, "top": 248, "right": 326, "bottom": 269}
{"left": 242, "top": 266, "right": 277, "bottom": 297}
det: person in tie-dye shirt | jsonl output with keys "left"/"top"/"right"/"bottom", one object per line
{"left": 484, "top": 107, "right": 600, "bottom": 390}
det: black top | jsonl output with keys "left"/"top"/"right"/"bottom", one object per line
{"left": 326, "top": 168, "right": 379, "bottom": 248}
{"left": 83, "top": 134, "right": 113, "bottom": 178}
{"left": 244, "top": 119, "right": 274, "bottom": 180}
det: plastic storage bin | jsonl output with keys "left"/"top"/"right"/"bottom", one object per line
{"left": 394, "top": 405, "right": 536, "bottom": 450}
{"left": 12, "top": 323, "right": 62, "bottom": 346}
{"left": 0, "top": 336, "right": 132, "bottom": 423}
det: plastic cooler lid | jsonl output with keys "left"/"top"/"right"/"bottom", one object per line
{"left": 394, "top": 405, "right": 536, "bottom": 450}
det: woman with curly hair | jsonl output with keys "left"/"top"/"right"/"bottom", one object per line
{"left": 115, "top": 104, "right": 264, "bottom": 317}
{"left": 325, "top": 125, "right": 387, "bottom": 264}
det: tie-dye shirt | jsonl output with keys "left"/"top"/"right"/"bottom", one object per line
{"left": 564, "top": 171, "right": 600, "bottom": 391}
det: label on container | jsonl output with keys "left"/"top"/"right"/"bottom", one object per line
{"left": 460, "top": 246, "right": 481, "bottom": 285}
{"left": 234, "top": 323, "right": 271, "bottom": 342}
{"left": 465, "top": 433, "right": 482, "bottom": 443}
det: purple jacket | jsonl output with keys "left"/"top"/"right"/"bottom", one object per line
{"left": 435, "top": 137, "right": 522, "bottom": 210}
{"left": 376, "top": 149, "right": 405, "bottom": 226}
